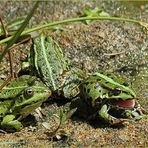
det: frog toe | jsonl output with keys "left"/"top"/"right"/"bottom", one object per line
{"left": 1, "top": 115, "right": 23, "bottom": 132}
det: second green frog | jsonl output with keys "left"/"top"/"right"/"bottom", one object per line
{"left": 0, "top": 75, "right": 51, "bottom": 131}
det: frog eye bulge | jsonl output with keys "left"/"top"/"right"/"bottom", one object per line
{"left": 25, "top": 88, "right": 34, "bottom": 97}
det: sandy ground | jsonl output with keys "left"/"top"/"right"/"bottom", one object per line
{"left": 0, "top": 1, "right": 147, "bottom": 147}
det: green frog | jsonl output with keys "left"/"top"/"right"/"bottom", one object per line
{"left": 29, "top": 34, "right": 84, "bottom": 99}
{"left": 27, "top": 34, "right": 146, "bottom": 124}
{"left": 0, "top": 75, "right": 51, "bottom": 131}
{"left": 30, "top": 34, "right": 69, "bottom": 91}
{"left": 79, "top": 72, "right": 145, "bottom": 124}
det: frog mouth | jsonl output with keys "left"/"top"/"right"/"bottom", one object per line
{"left": 114, "top": 99, "right": 135, "bottom": 108}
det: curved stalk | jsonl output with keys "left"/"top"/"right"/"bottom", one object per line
{"left": 0, "top": 16, "right": 147, "bottom": 45}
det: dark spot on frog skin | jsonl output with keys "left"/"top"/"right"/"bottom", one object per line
{"left": 44, "top": 36, "right": 48, "bottom": 42}
{"left": 87, "top": 88, "right": 90, "bottom": 94}
{"left": 106, "top": 73, "right": 111, "bottom": 77}
{"left": 98, "top": 89, "right": 102, "bottom": 93}
{"left": 93, "top": 74, "right": 97, "bottom": 77}
{"left": 105, "top": 81, "right": 109, "bottom": 84}
{"left": 90, "top": 82, "right": 94, "bottom": 85}
{"left": 0, "top": 112, "right": 5, "bottom": 117}
{"left": 16, "top": 96, "right": 24, "bottom": 103}
{"left": 89, "top": 97, "right": 92, "bottom": 100}
{"left": 96, "top": 78, "right": 101, "bottom": 82}
{"left": 122, "top": 82, "right": 129, "bottom": 86}
{"left": 85, "top": 82, "right": 89, "bottom": 86}
{"left": 99, "top": 72, "right": 103, "bottom": 74}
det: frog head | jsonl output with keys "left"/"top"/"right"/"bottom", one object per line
{"left": 11, "top": 78, "right": 51, "bottom": 118}
{"left": 0, "top": 75, "right": 51, "bottom": 131}
{"left": 80, "top": 72, "right": 138, "bottom": 124}
{"left": 81, "top": 72, "right": 136, "bottom": 106}
{"left": 0, "top": 75, "right": 51, "bottom": 118}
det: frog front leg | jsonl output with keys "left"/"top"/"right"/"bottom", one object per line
{"left": 1, "top": 115, "right": 23, "bottom": 132}
{"left": 98, "top": 104, "right": 126, "bottom": 124}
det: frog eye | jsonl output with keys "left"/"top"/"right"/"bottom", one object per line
{"left": 25, "top": 88, "right": 34, "bottom": 97}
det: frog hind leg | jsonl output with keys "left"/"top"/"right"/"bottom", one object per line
{"left": 98, "top": 104, "right": 127, "bottom": 125}
{"left": 1, "top": 115, "right": 23, "bottom": 132}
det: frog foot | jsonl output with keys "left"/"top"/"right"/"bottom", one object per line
{"left": 98, "top": 104, "right": 129, "bottom": 125}
{"left": 1, "top": 115, "right": 23, "bottom": 132}
{"left": 125, "top": 109, "right": 148, "bottom": 121}
{"left": 135, "top": 102, "right": 148, "bottom": 115}
{"left": 123, "top": 101, "right": 148, "bottom": 121}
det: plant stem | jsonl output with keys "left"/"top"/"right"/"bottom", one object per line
{"left": 0, "top": 16, "right": 147, "bottom": 45}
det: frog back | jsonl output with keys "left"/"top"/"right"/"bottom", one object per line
{"left": 80, "top": 72, "right": 136, "bottom": 107}
{"left": 0, "top": 76, "right": 32, "bottom": 99}
{"left": 32, "top": 35, "right": 69, "bottom": 91}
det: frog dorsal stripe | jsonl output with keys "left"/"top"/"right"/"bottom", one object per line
{"left": 33, "top": 35, "right": 69, "bottom": 91}
{"left": 0, "top": 80, "right": 28, "bottom": 99}
{"left": 93, "top": 72, "right": 136, "bottom": 97}
{"left": 2, "top": 86, "right": 27, "bottom": 90}
{"left": 34, "top": 34, "right": 56, "bottom": 90}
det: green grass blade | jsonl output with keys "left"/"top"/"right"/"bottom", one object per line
{"left": 0, "top": 1, "right": 40, "bottom": 63}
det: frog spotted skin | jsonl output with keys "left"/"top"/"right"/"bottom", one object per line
{"left": 22, "top": 34, "right": 146, "bottom": 125}
{"left": 31, "top": 34, "right": 84, "bottom": 99}
{"left": 31, "top": 34, "right": 69, "bottom": 91}
{"left": 80, "top": 72, "right": 137, "bottom": 124}
{"left": 0, "top": 75, "right": 51, "bottom": 131}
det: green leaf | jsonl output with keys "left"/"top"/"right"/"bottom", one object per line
{"left": 7, "top": 16, "right": 26, "bottom": 30}
{"left": 59, "top": 108, "right": 67, "bottom": 124}
{"left": 66, "top": 108, "right": 77, "bottom": 119}
{"left": 0, "top": 16, "right": 26, "bottom": 36}
{"left": 59, "top": 107, "right": 77, "bottom": 125}
{"left": 82, "top": 7, "right": 110, "bottom": 24}
{"left": 0, "top": 16, "right": 147, "bottom": 45}
{"left": 83, "top": 7, "right": 102, "bottom": 16}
